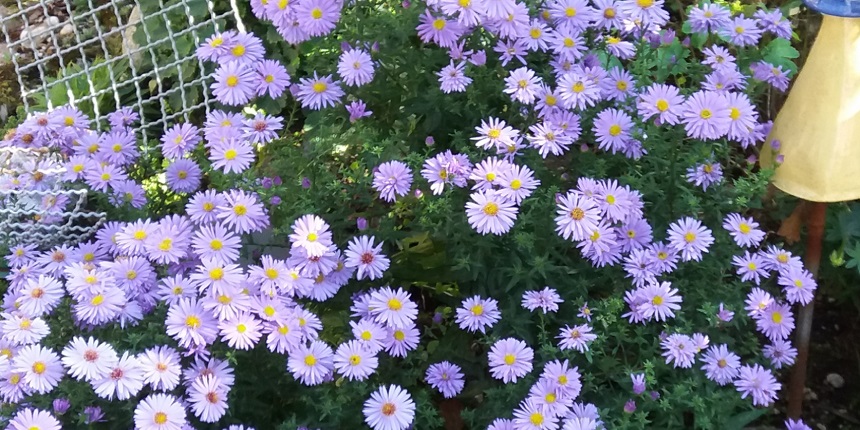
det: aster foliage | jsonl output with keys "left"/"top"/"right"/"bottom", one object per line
{"left": 0, "top": 0, "right": 814, "bottom": 428}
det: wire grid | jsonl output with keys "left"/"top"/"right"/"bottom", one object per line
{"left": 0, "top": 0, "right": 243, "bottom": 145}
{"left": 0, "top": 147, "right": 106, "bottom": 248}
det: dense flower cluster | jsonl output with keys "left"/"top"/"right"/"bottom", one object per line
{"left": 0, "top": 0, "right": 817, "bottom": 428}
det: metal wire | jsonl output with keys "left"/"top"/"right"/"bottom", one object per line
{"left": 0, "top": 0, "right": 242, "bottom": 144}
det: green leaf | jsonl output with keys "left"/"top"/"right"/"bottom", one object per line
{"left": 722, "top": 408, "right": 769, "bottom": 428}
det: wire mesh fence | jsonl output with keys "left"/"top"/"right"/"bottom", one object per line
{"left": 0, "top": 0, "right": 242, "bottom": 144}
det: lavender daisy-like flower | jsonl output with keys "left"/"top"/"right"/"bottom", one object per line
{"left": 503, "top": 67, "right": 541, "bottom": 105}
{"left": 764, "top": 339, "right": 798, "bottom": 369}
{"left": 723, "top": 213, "right": 766, "bottom": 248}
{"left": 166, "top": 159, "right": 202, "bottom": 193}
{"left": 720, "top": 17, "right": 762, "bottom": 47}
{"left": 497, "top": 164, "right": 539, "bottom": 204}
{"left": 161, "top": 123, "right": 200, "bottom": 160}
{"left": 755, "top": 9, "right": 792, "bottom": 39}
{"left": 700, "top": 344, "right": 740, "bottom": 385}
{"left": 757, "top": 302, "right": 795, "bottom": 341}
{"left": 455, "top": 295, "right": 501, "bottom": 333}
{"left": 7, "top": 408, "right": 61, "bottom": 430}
{"left": 637, "top": 281, "right": 682, "bottom": 322}
{"left": 416, "top": 10, "right": 464, "bottom": 48}
{"left": 681, "top": 91, "right": 731, "bottom": 140}
{"left": 661, "top": 333, "right": 697, "bottom": 368}
{"left": 554, "top": 192, "right": 601, "bottom": 241}
{"left": 369, "top": 287, "right": 418, "bottom": 329}
{"left": 426, "top": 361, "right": 465, "bottom": 398}
{"left": 688, "top": 3, "right": 731, "bottom": 34}
{"left": 513, "top": 398, "right": 558, "bottom": 430}
{"left": 593, "top": 108, "right": 633, "bottom": 153}
{"left": 732, "top": 251, "right": 769, "bottom": 285}
{"left": 216, "top": 189, "right": 269, "bottom": 234}
{"left": 686, "top": 162, "right": 723, "bottom": 191}
{"left": 288, "top": 340, "right": 334, "bottom": 386}
{"left": 521, "top": 287, "right": 563, "bottom": 313}
{"left": 296, "top": 72, "right": 344, "bottom": 110}
{"left": 372, "top": 161, "right": 413, "bottom": 202}
{"left": 785, "top": 419, "right": 812, "bottom": 430}
{"left": 631, "top": 373, "right": 646, "bottom": 394}
{"left": 472, "top": 117, "right": 519, "bottom": 151}
{"left": 333, "top": 339, "right": 378, "bottom": 381}
{"left": 212, "top": 61, "right": 256, "bottom": 106}
{"left": 346, "top": 100, "right": 373, "bottom": 122}
{"left": 209, "top": 138, "right": 255, "bottom": 174}
{"left": 637, "top": 84, "right": 684, "bottom": 125}
{"left": 345, "top": 235, "right": 390, "bottom": 281}
{"left": 242, "top": 113, "right": 283, "bottom": 144}
{"left": 778, "top": 266, "right": 817, "bottom": 306}
{"left": 294, "top": 0, "right": 341, "bottom": 37}
{"left": 363, "top": 385, "right": 415, "bottom": 430}
{"left": 465, "top": 190, "right": 518, "bottom": 235}
{"left": 488, "top": 338, "right": 533, "bottom": 384}
{"left": 735, "top": 364, "right": 780, "bottom": 406}
{"left": 557, "top": 324, "right": 597, "bottom": 352}
{"left": 338, "top": 49, "right": 375, "bottom": 87}
{"left": 558, "top": 70, "right": 601, "bottom": 110}
{"left": 437, "top": 61, "right": 472, "bottom": 93}
{"left": 255, "top": 59, "right": 290, "bottom": 98}
{"left": 667, "top": 217, "right": 715, "bottom": 262}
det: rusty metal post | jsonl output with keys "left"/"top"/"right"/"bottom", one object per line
{"left": 787, "top": 201, "right": 827, "bottom": 418}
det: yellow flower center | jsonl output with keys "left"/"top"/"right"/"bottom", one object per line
{"left": 236, "top": 324, "right": 247, "bottom": 333}
{"left": 112, "top": 143, "right": 122, "bottom": 153}
{"left": 604, "top": 8, "right": 616, "bottom": 18}
{"left": 158, "top": 238, "right": 172, "bottom": 251}
{"left": 487, "top": 128, "right": 501, "bottom": 139}
{"left": 717, "top": 358, "right": 727, "bottom": 368}
{"left": 186, "top": 315, "right": 201, "bottom": 328}
{"left": 265, "top": 75, "right": 274, "bottom": 83}
{"left": 278, "top": 325, "right": 289, "bottom": 335}
{"left": 504, "top": 354, "right": 515, "bottom": 365}
{"left": 154, "top": 412, "right": 168, "bottom": 424}
{"left": 218, "top": 295, "right": 231, "bottom": 304}
{"left": 510, "top": 179, "right": 522, "bottom": 190}
{"left": 231, "top": 45, "right": 245, "bottom": 57}
{"left": 134, "top": 230, "right": 147, "bottom": 240}
{"left": 126, "top": 270, "right": 137, "bottom": 280}
{"left": 772, "top": 312, "right": 783, "bottom": 324}
{"left": 637, "top": 0, "right": 653, "bottom": 7}
{"left": 203, "top": 202, "right": 215, "bottom": 212}
{"left": 433, "top": 19, "right": 446, "bottom": 30}
{"left": 265, "top": 268, "right": 279, "bottom": 280}
{"left": 656, "top": 99, "right": 669, "bottom": 112}
{"left": 263, "top": 305, "right": 276, "bottom": 317}
{"left": 394, "top": 330, "right": 405, "bottom": 341}
{"left": 559, "top": 375, "right": 568, "bottom": 385}
{"left": 700, "top": 109, "right": 712, "bottom": 119}
{"left": 100, "top": 173, "right": 111, "bottom": 181}
{"left": 91, "top": 294, "right": 105, "bottom": 306}
{"left": 307, "top": 232, "right": 318, "bottom": 242}
{"left": 563, "top": 37, "right": 575, "bottom": 48}
{"left": 565, "top": 7, "right": 576, "bottom": 16}
{"left": 748, "top": 262, "right": 757, "bottom": 270}
{"left": 177, "top": 170, "right": 188, "bottom": 179}
{"left": 572, "top": 82, "right": 585, "bottom": 93}
{"left": 312, "top": 82, "right": 327, "bottom": 93}
{"left": 529, "top": 28, "right": 541, "bottom": 39}
{"left": 233, "top": 205, "right": 247, "bottom": 216}
{"left": 739, "top": 223, "right": 751, "bottom": 234}
{"left": 530, "top": 412, "right": 544, "bottom": 425}
{"left": 616, "top": 81, "right": 628, "bottom": 91}
{"left": 794, "top": 279, "right": 803, "bottom": 288}
{"left": 32, "top": 361, "right": 47, "bottom": 375}
{"left": 388, "top": 298, "right": 403, "bottom": 311}
{"left": 684, "top": 232, "right": 696, "bottom": 243}
{"left": 483, "top": 202, "right": 499, "bottom": 216}
{"left": 349, "top": 355, "right": 361, "bottom": 365}
{"left": 458, "top": 0, "right": 470, "bottom": 6}
{"left": 224, "top": 149, "right": 237, "bottom": 160}
{"left": 305, "top": 355, "right": 317, "bottom": 366}
{"left": 652, "top": 296, "right": 663, "bottom": 305}
{"left": 546, "top": 392, "right": 556, "bottom": 403}
{"left": 571, "top": 208, "right": 585, "bottom": 220}
{"left": 735, "top": 26, "right": 744, "bottom": 34}
{"left": 382, "top": 403, "right": 396, "bottom": 416}
{"left": 210, "top": 239, "right": 223, "bottom": 251}
{"left": 311, "top": 7, "right": 323, "bottom": 19}
{"left": 730, "top": 107, "right": 741, "bottom": 120}
{"left": 608, "top": 125, "right": 622, "bottom": 136}
{"left": 226, "top": 76, "right": 239, "bottom": 87}
{"left": 210, "top": 268, "right": 224, "bottom": 281}
{"left": 486, "top": 172, "right": 496, "bottom": 181}
{"left": 471, "top": 304, "right": 484, "bottom": 315}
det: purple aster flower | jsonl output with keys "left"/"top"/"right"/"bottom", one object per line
{"left": 778, "top": 267, "right": 817, "bottom": 306}
{"left": 373, "top": 161, "right": 413, "bottom": 202}
{"left": 53, "top": 398, "right": 71, "bottom": 415}
{"left": 242, "top": 113, "right": 283, "bottom": 144}
{"left": 576, "top": 302, "right": 592, "bottom": 322}
{"left": 416, "top": 11, "right": 464, "bottom": 48}
{"left": 503, "top": 67, "right": 541, "bottom": 105}
{"left": 98, "top": 129, "right": 138, "bottom": 165}
{"left": 522, "top": 287, "right": 563, "bottom": 313}
{"left": 761, "top": 245, "right": 803, "bottom": 273}
{"left": 296, "top": 72, "right": 344, "bottom": 110}
{"left": 558, "top": 324, "right": 597, "bottom": 352}
{"left": 636, "top": 281, "right": 682, "bottom": 322}
{"left": 631, "top": 373, "right": 645, "bottom": 394}
{"left": 107, "top": 107, "right": 139, "bottom": 129}
{"left": 221, "top": 32, "right": 264, "bottom": 64}
{"left": 755, "top": 9, "right": 792, "bottom": 39}
{"left": 619, "top": 0, "right": 669, "bottom": 26}
{"left": 735, "top": 364, "right": 780, "bottom": 406}
{"left": 165, "top": 159, "right": 202, "bottom": 194}
{"left": 526, "top": 121, "right": 572, "bottom": 158}
{"left": 493, "top": 39, "right": 528, "bottom": 67}
{"left": 732, "top": 251, "right": 769, "bottom": 285}
{"left": 344, "top": 235, "right": 389, "bottom": 281}
{"left": 558, "top": 70, "right": 602, "bottom": 110}
{"left": 661, "top": 333, "right": 697, "bottom": 368}
{"left": 723, "top": 213, "right": 766, "bottom": 248}
{"left": 686, "top": 162, "right": 723, "bottom": 191}
{"left": 337, "top": 49, "right": 375, "bottom": 87}
{"left": 605, "top": 36, "right": 636, "bottom": 60}
{"left": 717, "top": 303, "right": 734, "bottom": 322}
{"left": 637, "top": 83, "right": 684, "bottom": 125}
{"left": 592, "top": 108, "right": 633, "bottom": 154}
{"left": 212, "top": 61, "right": 256, "bottom": 106}
{"left": 210, "top": 138, "right": 255, "bottom": 174}
{"left": 217, "top": 189, "right": 269, "bottom": 234}
{"left": 465, "top": 190, "right": 518, "bottom": 235}
{"left": 455, "top": 295, "right": 501, "bottom": 333}
{"left": 488, "top": 338, "right": 533, "bottom": 384}
{"left": 599, "top": 67, "right": 636, "bottom": 102}
{"left": 702, "top": 45, "right": 737, "bottom": 71}
{"left": 720, "top": 17, "right": 762, "bottom": 47}
{"left": 294, "top": 0, "right": 341, "bottom": 37}
{"left": 616, "top": 218, "right": 653, "bottom": 253}
{"left": 554, "top": 192, "right": 601, "bottom": 241}
{"left": 498, "top": 163, "right": 539, "bottom": 204}
{"left": 757, "top": 302, "right": 795, "bottom": 341}
{"left": 764, "top": 339, "right": 798, "bottom": 369}
{"left": 751, "top": 61, "right": 792, "bottom": 92}
{"left": 255, "top": 59, "right": 290, "bottom": 98}
{"left": 346, "top": 100, "right": 373, "bottom": 122}
{"left": 785, "top": 419, "right": 812, "bottom": 430}
{"left": 161, "top": 123, "right": 200, "bottom": 160}
{"left": 681, "top": 91, "right": 731, "bottom": 140}
{"left": 688, "top": 3, "right": 731, "bottom": 34}
{"left": 437, "top": 61, "right": 472, "bottom": 93}
{"left": 701, "top": 344, "right": 740, "bottom": 385}
{"left": 85, "top": 162, "right": 128, "bottom": 192}
{"left": 745, "top": 287, "right": 775, "bottom": 319}
{"left": 667, "top": 217, "right": 714, "bottom": 262}
{"left": 469, "top": 156, "right": 513, "bottom": 191}
{"left": 426, "top": 361, "right": 465, "bottom": 398}
{"left": 110, "top": 179, "right": 147, "bottom": 208}
{"left": 84, "top": 406, "right": 106, "bottom": 424}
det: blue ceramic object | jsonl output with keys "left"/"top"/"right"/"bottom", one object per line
{"left": 804, "top": 0, "right": 860, "bottom": 17}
